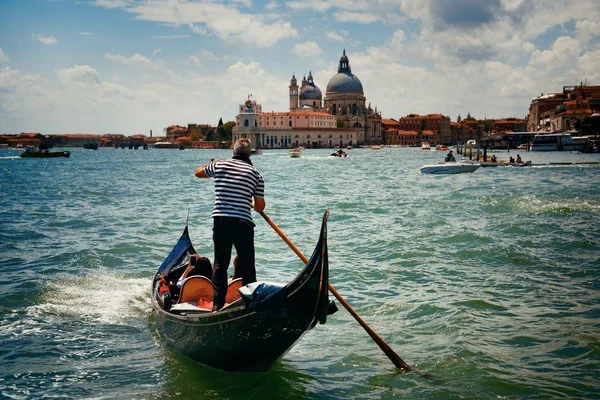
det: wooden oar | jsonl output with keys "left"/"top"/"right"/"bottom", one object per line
{"left": 259, "top": 211, "right": 412, "bottom": 372}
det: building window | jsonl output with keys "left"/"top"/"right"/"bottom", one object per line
{"left": 244, "top": 119, "right": 249, "bottom": 127}
{"left": 289, "top": 120, "right": 292, "bottom": 127}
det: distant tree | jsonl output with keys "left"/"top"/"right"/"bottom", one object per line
{"left": 220, "top": 121, "right": 235, "bottom": 141}
{"left": 189, "top": 130, "right": 203, "bottom": 141}
{"left": 336, "top": 118, "right": 345, "bottom": 128}
{"left": 217, "top": 117, "right": 224, "bottom": 127}
{"left": 205, "top": 129, "right": 215, "bottom": 141}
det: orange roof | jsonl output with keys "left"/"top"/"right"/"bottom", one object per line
{"left": 381, "top": 118, "right": 399, "bottom": 125}
{"left": 398, "top": 130, "right": 419, "bottom": 136}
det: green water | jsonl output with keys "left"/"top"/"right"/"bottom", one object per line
{"left": 1, "top": 147, "right": 599, "bottom": 399}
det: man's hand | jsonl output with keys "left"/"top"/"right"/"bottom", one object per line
{"left": 252, "top": 197, "right": 266, "bottom": 213}
{"left": 195, "top": 165, "right": 208, "bottom": 178}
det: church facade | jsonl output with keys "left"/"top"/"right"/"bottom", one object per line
{"left": 232, "top": 50, "right": 382, "bottom": 148}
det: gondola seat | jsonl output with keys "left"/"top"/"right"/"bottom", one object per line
{"left": 178, "top": 276, "right": 215, "bottom": 309}
{"left": 226, "top": 278, "right": 243, "bottom": 304}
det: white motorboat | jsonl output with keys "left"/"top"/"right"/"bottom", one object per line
{"left": 421, "top": 142, "right": 431, "bottom": 150}
{"left": 289, "top": 148, "right": 302, "bottom": 158}
{"left": 419, "top": 161, "right": 480, "bottom": 174}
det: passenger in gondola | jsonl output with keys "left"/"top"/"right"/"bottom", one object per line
{"left": 491, "top": 155, "right": 497, "bottom": 163}
{"left": 157, "top": 273, "right": 175, "bottom": 311}
{"left": 509, "top": 156, "right": 515, "bottom": 163}
{"left": 445, "top": 150, "right": 456, "bottom": 162}
{"left": 516, "top": 154, "right": 522, "bottom": 163}
{"left": 177, "top": 254, "right": 212, "bottom": 288}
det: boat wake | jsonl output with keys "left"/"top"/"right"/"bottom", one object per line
{"left": 28, "top": 271, "right": 150, "bottom": 325}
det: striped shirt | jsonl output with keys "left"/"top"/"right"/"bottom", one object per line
{"left": 204, "top": 159, "right": 264, "bottom": 222}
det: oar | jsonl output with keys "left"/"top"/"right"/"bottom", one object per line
{"left": 259, "top": 211, "right": 413, "bottom": 372}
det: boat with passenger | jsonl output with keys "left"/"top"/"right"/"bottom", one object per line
{"left": 530, "top": 132, "right": 587, "bottom": 151}
{"left": 421, "top": 142, "right": 431, "bottom": 150}
{"left": 151, "top": 212, "right": 334, "bottom": 372}
{"left": 330, "top": 149, "right": 348, "bottom": 158}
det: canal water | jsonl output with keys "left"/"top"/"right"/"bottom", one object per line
{"left": 1, "top": 146, "right": 599, "bottom": 399}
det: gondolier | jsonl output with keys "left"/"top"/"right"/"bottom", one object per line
{"left": 195, "top": 138, "right": 266, "bottom": 311}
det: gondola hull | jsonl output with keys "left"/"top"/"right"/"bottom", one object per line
{"left": 151, "top": 212, "right": 331, "bottom": 372}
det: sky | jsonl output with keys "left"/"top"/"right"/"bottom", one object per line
{"left": 0, "top": 0, "right": 599, "bottom": 136}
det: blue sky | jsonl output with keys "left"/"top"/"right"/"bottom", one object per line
{"left": 0, "top": 0, "right": 599, "bottom": 135}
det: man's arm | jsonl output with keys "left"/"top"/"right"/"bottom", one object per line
{"left": 195, "top": 164, "right": 209, "bottom": 178}
{"left": 252, "top": 197, "right": 266, "bottom": 213}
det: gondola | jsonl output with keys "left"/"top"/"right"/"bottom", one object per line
{"left": 150, "top": 211, "right": 334, "bottom": 372}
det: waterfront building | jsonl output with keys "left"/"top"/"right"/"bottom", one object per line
{"left": 232, "top": 50, "right": 381, "bottom": 148}
{"left": 527, "top": 84, "right": 600, "bottom": 132}
{"left": 397, "top": 114, "right": 450, "bottom": 144}
{"left": 493, "top": 119, "right": 527, "bottom": 134}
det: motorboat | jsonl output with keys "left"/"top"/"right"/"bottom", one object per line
{"left": 421, "top": 142, "right": 431, "bottom": 150}
{"left": 289, "top": 148, "right": 302, "bottom": 158}
{"left": 371, "top": 145, "right": 382, "bottom": 150}
{"left": 420, "top": 161, "right": 480, "bottom": 174}
{"left": 330, "top": 149, "right": 348, "bottom": 158}
{"left": 435, "top": 144, "right": 449, "bottom": 151}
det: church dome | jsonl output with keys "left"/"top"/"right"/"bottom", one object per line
{"left": 326, "top": 50, "right": 364, "bottom": 94}
{"left": 299, "top": 84, "right": 322, "bottom": 100}
{"left": 299, "top": 71, "right": 322, "bottom": 100}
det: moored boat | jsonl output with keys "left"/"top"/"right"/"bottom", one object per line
{"left": 419, "top": 161, "right": 480, "bottom": 174}
{"left": 150, "top": 212, "right": 333, "bottom": 372}
{"left": 530, "top": 132, "right": 587, "bottom": 151}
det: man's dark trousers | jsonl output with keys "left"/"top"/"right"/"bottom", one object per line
{"left": 212, "top": 216, "right": 256, "bottom": 310}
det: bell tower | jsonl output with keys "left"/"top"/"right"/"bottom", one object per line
{"left": 289, "top": 73, "right": 299, "bottom": 111}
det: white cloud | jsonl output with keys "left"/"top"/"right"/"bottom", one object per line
{"left": 33, "top": 33, "right": 57, "bottom": 46}
{"left": 57, "top": 65, "right": 100, "bottom": 86}
{"left": 327, "top": 31, "right": 345, "bottom": 43}
{"left": 333, "top": 11, "right": 381, "bottom": 24}
{"left": 265, "top": 1, "right": 278, "bottom": 10}
{"left": 105, "top": 52, "right": 156, "bottom": 68}
{"left": 127, "top": 1, "right": 297, "bottom": 47}
{"left": 579, "top": 48, "right": 600, "bottom": 84}
{"left": 575, "top": 19, "right": 600, "bottom": 47}
{"left": 0, "top": 49, "right": 9, "bottom": 63}
{"left": 530, "top": 36, "right": 581, "bottom": 72}
{"left": 293, "top": 42, "right": 323, "bottom": 58}
{"left": 93, "top": 0, "right": 131, "bottom": 8}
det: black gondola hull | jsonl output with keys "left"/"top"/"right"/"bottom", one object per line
{"left": 151, "top": 211, "right": 330, "bottom": 372}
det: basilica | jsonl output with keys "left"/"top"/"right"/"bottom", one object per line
{"left": 232, "top": 50, "right": 382, "bottom": 148}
